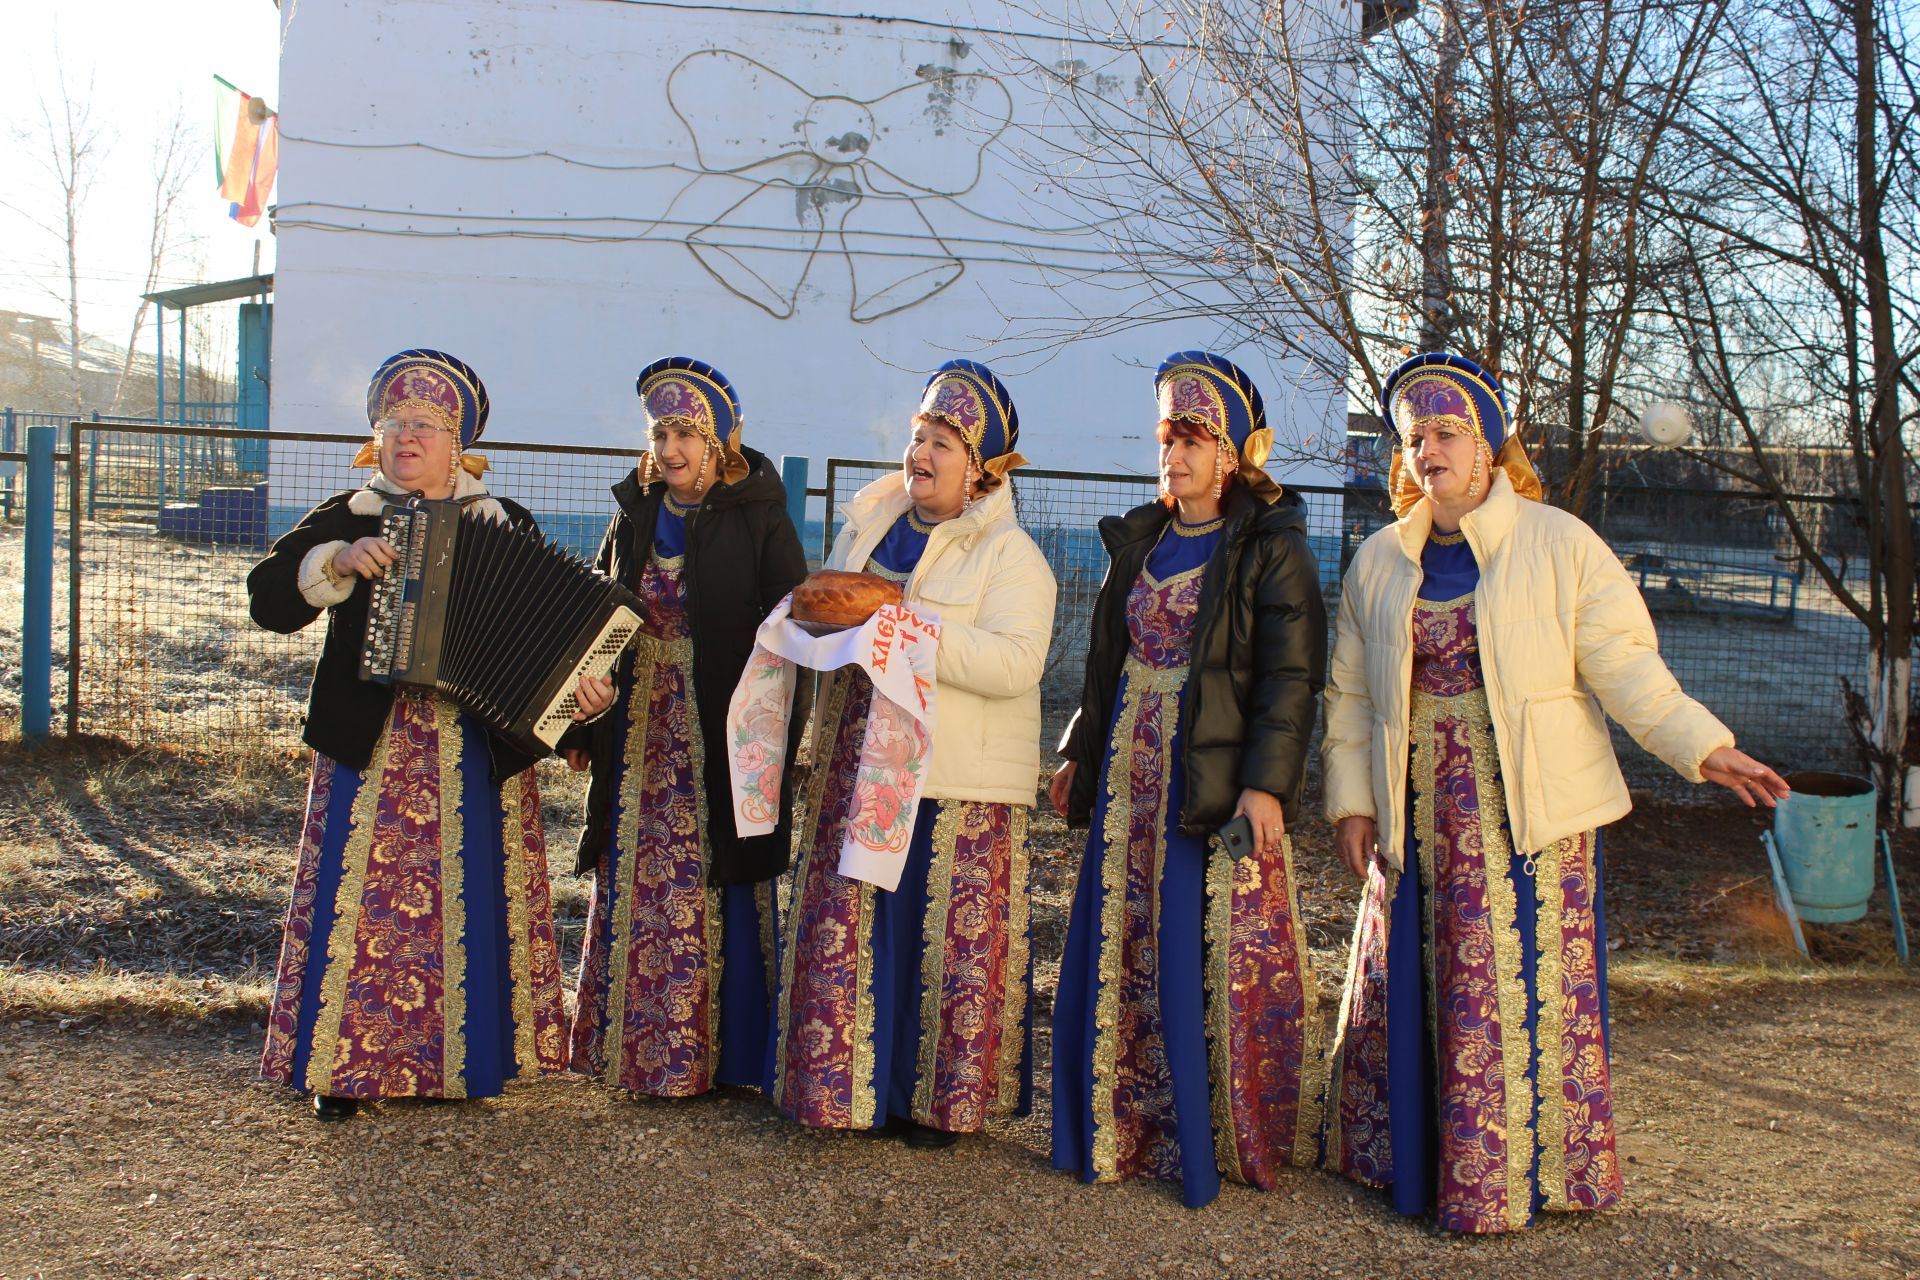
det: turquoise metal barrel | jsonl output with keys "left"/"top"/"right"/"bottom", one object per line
{"left": 1770, "top": 772, "right": 1878, "bottom": 923}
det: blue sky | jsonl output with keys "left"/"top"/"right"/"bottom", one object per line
{"left": 0, "top": 1, "right": 281, "bottom": 343}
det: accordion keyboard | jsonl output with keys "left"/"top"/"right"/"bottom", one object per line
{"left": 530, "top": 606, "right": 644, "bottom": 746}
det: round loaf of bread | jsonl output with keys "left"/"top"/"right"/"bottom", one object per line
{"left": 791, "top": 569, "right": 903, "bottom": 631}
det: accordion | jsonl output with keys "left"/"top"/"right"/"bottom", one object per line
{"left": 359, "top": 498, "right": 643, "bottom": 752}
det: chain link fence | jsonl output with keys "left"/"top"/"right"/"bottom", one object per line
{"left": 823, "top": 459, "right": 1880, "bottom": 790}
{"left": 0, "top": 421, "right": 1888, "bottom": 795}
{"left": 39, "top": 422, "right": 632, "bottom": 753}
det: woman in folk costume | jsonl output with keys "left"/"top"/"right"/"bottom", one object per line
{"left": 1048, "top": 352, "right": 1327, "bottom": 1209}
{"left": 771, "top": 359, "right": 1057, "bottom": 1149}
{"left": 562, "top": 357, "right": 808, "bottom": 1096}
{"left": 251, "top": 349, "right": 605, "bottom": 1122}
{"left": 1320, "top": 353, "right": 1789, "bottom": 1232}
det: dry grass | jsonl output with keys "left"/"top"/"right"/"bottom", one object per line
{"left": 1607, "top": 952, "right": 1919, "bottom": 1018}
{"left": 0, "top": 964, "right": 270, "bottom": 1024}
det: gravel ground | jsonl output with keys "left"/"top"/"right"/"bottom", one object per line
{"left": 4, "top": 737, "right": 1919, "bottom": 1278}
{"left": 1, "top": 976, "right": 1916, "bottom": 1280}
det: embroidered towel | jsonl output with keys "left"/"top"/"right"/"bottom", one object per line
{"left": 726, "top": 596, "right": 940, "bottom": 891}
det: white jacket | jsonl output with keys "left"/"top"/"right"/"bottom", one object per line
{"left": 1321, "top": 470, "right": 1734, "bottom": 865}
{"left": 826, "top": 473, "right": 1058, "bottom": 805}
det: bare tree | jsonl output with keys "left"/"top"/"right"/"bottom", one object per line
{"left": 989, "top": 0, "right": 1726, "bottom": 501}
{"left": 109, "top": 102, "right": 197, "bottom": 415}
{"left": 0, "top": 64, "right": 110, "bottom": 412}
{"left": 1652, "top": 0, "right": 1919, "bottom": 815}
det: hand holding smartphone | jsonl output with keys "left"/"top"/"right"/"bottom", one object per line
{"left": 1217, "top": 813, "right": 1256, "bottom": 861}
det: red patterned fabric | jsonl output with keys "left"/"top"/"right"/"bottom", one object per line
{"left": 569, "top": 552, "right": 724, "bottom": 1095}
{"left": 260, "top": 755, "right": 336, "bottom": 1085}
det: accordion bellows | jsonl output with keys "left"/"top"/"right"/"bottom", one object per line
{"left": 360, "top": 500, "right": 643, "bottom": 752}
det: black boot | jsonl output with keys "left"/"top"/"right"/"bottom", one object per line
{"left": 899, "top": 1121, "right": 959, "bottom": 1150}
{"left": 313, "top": 1094, "right": 359, "bottom": 1122}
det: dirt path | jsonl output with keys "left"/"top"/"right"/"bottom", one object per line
{"left": 2, "top": 976, "right": 1915, "bottom": 1280}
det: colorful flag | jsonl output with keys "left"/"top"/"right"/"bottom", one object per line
{"left": 214, "top": 75, "right": 278, "bottom": 228}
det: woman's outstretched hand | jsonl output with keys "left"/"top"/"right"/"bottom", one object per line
{"left": 1048, "top": 761, "right": 1078, "bottom": 818}
{"left": 1335, "top": 814, "right": 1379, "bottom": 879}
{"left": 1700, "top": 746, "right": 1791, "bottom": 808}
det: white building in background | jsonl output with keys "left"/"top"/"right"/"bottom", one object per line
{"left": 270, "top": 0, "right": 1350, "bottom": 487}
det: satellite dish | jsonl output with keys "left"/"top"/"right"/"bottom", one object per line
{"left": 1638, "top": 401, "right": 1693, "bottom": 448}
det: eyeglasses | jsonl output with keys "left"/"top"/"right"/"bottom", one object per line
{"left": 383, "top": 418, "right": 455, "bottom": 442}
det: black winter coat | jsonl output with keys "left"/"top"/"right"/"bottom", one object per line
{"left": 560, "top": 446, "right": 809, "bottom": 884}
{"left": 1058, "top": 486, "right": 1327, "bottom": 834}
{"left": 246, "top": 489, "right": 548, "bottom": 783}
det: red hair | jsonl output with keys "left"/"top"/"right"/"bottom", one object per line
{"left": 1156, "top": 417, "right": 1234, "bottom": 508}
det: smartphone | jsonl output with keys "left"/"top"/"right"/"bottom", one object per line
{"left": 1217, "top": 813, "right": 1256, "bottom": 861}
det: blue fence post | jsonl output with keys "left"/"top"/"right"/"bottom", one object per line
{"left": 781, "top": 455, "right": 809, "bottom": 545}
{"left": 21, "top": 425, "right": 55, "bottom": 742}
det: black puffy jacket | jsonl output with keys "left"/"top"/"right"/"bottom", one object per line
{"left": 1058, "top": 486, "right": 1327, "bottom": 833}
{"left": 560, "top": 446, "right": 809, "bottom": 884}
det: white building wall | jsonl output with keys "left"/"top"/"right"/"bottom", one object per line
{"left": 272, "top": 0, "right": 1350, "bottom": 487}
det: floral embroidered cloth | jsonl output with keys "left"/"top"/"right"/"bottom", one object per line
{"left": 726, "top": 597, "right": 940, "bottom": 891}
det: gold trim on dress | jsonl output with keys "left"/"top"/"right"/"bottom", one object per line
{"left": 1428, "top": 528, "right": 1466, "bottom": 546}
{"left": 601, "top": 643, "right": 660, "bottom": 1087}
{"left": 303, "top": 730, "right": 390, "bottom": 1095}
{"left": 996, "top": 807, "right": 1032, "bottom": 1114}
{"left": 1202, "top": 838, "right": 1241, "bottom": 1182}
{"left": 1090, "top": 670, "right": 1145, "bottom": 1180}
{"left": 905, "top": 508, "right": 939, "bottom": 536}
{"left": 1279, "top": 833, "right": 1326, "bottom": 1168}
{"left": 1532, "top": 833, "right": 1569, "bottom": 1210}
{"left": 680, "top": 638, "right": 723, "bottom": 1087}
{"left": 912, "top": 802, "right": 966, "bottom": 1124}
{"left": 850, "top": 876, "right": 880, "bottom": 1128}
{"left": 436, "top": 696, "right": 470, "bottom": 1099}
{"left": 1466, "top": 701, "right": 1537, "bottom": 1230}
{"left": 1172, "top": 516, "right": 1224, "bottom": 538}
{"left": 500, "top": 771, "right": 538, "bottom": 1076}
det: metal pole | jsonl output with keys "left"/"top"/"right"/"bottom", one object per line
{"left": 156, "top": 312, "right": 166, "bottom": 423}
{"left": 21, "top": 426, "right": 54, "bottom": 742}
{"left": 2, "top": 406, "right": 14, "bottom": 522}
{"left": 67, "top": 419, "right": 82, "bottom": 737}
{"left": 821, "top": 460, "right": 838, "bottom": 562}
{"left": 780, "top": 455, "right": 809, "bottom": 547}
{"left": 177, "top": 307, "right": 187, "bottom": 426}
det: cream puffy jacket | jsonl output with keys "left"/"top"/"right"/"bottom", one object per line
{"left": 826, "top": 473, "right": 1058, "bottom": 805}
{"left": 1322, "top": 470, "right": 1734, "bottom": 865}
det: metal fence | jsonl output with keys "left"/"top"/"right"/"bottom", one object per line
{"left": 10, "top": 421, "right": 635, "bottom": 753}
{"left": 823, "top": 460, "right": 1878, "bottom": 790}
{"left": 0, "top": 420, "right": 1889, "bottom": 793}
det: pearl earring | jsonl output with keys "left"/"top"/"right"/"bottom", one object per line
{"left": 1212, "top": 441, "right": 1225, "bottom": 500}
{"left": 695, "top": 440, "right": 713, "bottom": 494}
{"left": 964, "top": 462, "right": 978, "bottom": 511}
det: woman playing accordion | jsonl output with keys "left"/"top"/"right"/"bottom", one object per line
{"left": 251, "top": 349, "right": 612, "bottom": 1121}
